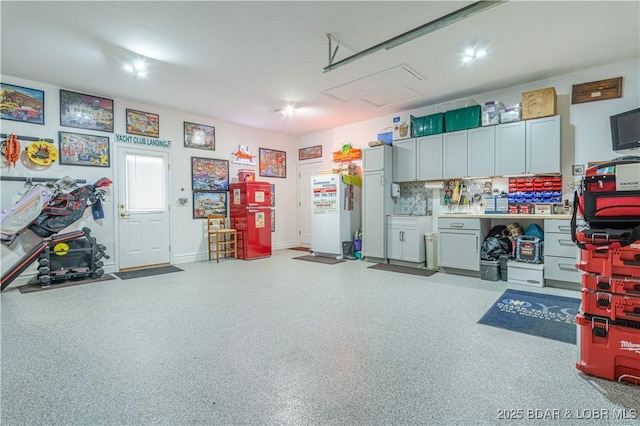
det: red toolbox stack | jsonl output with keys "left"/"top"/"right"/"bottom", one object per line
{"left": 575, "top": 239, "right": 640, "bottom": 384}
{"left": 572, "top": 159, "right": 640, "bottom": 384}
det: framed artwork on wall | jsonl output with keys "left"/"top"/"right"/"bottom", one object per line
{"left": 193, "top": 191, "right": 227, "bottom": 219}
{"left": 270, "top": 183, "right": 275, "bottom": 207}
{"left": 271, "top": 209, "right": 275, "bottom": 232}
{"left": 184, "top": 121, "right": 215, "bottom": 151}
{"left": 59, "top": 89, "right": 114, "bottom": 132}
{"left": 126, "top": 109, "right": 159, "bottom": 138}
{"left": 0, "top": 82, "right": 45, "bottom": 125}
{"left": 58, "top": 131, "right": 110, "bottom": 167}
{"left": 259, "top": 148, "right": 286, "bottom": 178}
{"left": 191, "top": 157, "right": 229, "bottom": 191}
{"left": 299, "top": 145, "right": 322, "bottom": 160}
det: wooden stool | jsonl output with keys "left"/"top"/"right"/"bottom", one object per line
{"left": 207, "top": 215, "right": 237, "bottom": 263}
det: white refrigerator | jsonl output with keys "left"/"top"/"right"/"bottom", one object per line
{"left": 310, "top": 173, "right": 360, "bottom": 258}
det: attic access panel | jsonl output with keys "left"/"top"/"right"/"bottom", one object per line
{"left": 321, "top": 64, "right": 424, "bottom": 103}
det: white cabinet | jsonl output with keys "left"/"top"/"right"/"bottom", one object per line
{"left": 495, "top": 116, "right": 560, "bottom": 176}
{"left": 543, "top": 218, "right": 580, "bottom": 288}
{"left": 362, "top": 145, "right": 394, "bottom": 262}
{"left": 392, "top": 139, "right": 416, "bottom": 182}
{"left": 527, "top": 115, "right": 561, "bottom": 174}
{"left": 443, "top": 127, "right": 495, "bottom": 179}
{"left": 387, "top": 215, "right": 432, "bottom": 264}
{"left": 393, "top": 135, "right": 443, "bottom": 182}
{"left": 417, "top": 134, "right": 443, "bottom": 181}
{"left": 443, "top": 130, "right": 468, "bottom": 179}
{"left": 467, "top": 126, "right": 495, "bottom": 178}
{"left": 437, "top": 217, "right": 489, "bottom": 272}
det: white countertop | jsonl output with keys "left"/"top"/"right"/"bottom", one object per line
{"left": 439, "top": 213, "right": 573, "bottom": 220}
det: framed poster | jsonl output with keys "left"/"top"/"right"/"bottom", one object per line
{"left": 259, "top": 148, "right": 286, "bottom": 178}
{"left": 58, "top": 131, "right": 110, "bottom": 167}
{"left": 0, "top": 82, "right": 45, "bottom": 125}
{"left": 60, "top": 89, "right": 114, "bottom": 132}
{"left": 126, "top": 108, "right": 159, "bottom": 138}
{"left": 193, "top": 191, "right": 227, "bottom": 219}
{"left": 191, "top": 157, "right": 229, "bottom": 191}
{"left": 299, "top": 145, "right": 322, "bottom": 160}
{"left": 184, "top": 121, "right": 215, "bottom": 151}
{"left": 270, "top": 183, "right": 275, "bottom": 207}
{"left": 271, "top": 209, "right": 275, "bottom": 232}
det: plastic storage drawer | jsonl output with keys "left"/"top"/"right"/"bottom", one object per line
{"left": 581, "top": 288, "right": 640, "bottom": 321}
{"left": 582, "top": 273, "right": 640, "bottom": 295}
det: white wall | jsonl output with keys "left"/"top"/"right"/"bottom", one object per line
{"left": 1, "top": 75, "right": 298, "bottom": 279}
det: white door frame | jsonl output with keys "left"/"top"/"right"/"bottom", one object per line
{"left": 114, "top": 145, "right": 171, "bottom": 270}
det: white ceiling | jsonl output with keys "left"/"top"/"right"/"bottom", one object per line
{"left": 1, "top": 1, "right": 638, "bottom": 137}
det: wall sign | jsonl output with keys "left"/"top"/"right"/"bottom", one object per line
{"left": 571, "top": 77, "right": 623, "bottom": 104}
{"left": 115, "top": 133, "right": 171, "bottom": 148}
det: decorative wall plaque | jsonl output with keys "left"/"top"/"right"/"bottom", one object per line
{"left": 572, "top": 77, "right": 622, "bottom": 104}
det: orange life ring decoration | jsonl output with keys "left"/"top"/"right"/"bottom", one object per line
{"left": 26, "top": 140, "right": 58, "bottom": 166}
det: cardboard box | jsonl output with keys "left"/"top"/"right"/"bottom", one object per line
{"left": 392, "top": 115, "right": 412, "bottom": 140}
{"left": 521, "top": 87, "right": 556, "bottom": 120}
{"left": 616, "top": 163, "right": 640, "bottom": 191}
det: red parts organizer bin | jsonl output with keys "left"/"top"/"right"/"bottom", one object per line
{"left": 576, "top": 314, "right": 640, "bottom": 384}
{"left": 581, "top": 288, "right": 640, "bottom": 322}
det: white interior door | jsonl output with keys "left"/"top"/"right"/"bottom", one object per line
{"left": 298, "top": 161, "right": 324, "bottom": 246}
{"left": 116, "top": 146, "right": 170, "bottom": 270}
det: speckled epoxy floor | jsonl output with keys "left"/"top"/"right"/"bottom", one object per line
{"left": 1, "top": 249, "right": 639, "bottom": 425}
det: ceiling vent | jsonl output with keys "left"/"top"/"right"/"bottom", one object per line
{"left": 321, "top": 64, "right": 424, "bottom": 103}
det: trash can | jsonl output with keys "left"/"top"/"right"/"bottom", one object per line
{"left": 425, "top": 233, "right": 438, "bottom": 270}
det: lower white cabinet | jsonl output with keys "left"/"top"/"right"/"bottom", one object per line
{"left": 387, "top": 216, "right": 432, "bottom": 264}
{"left": 438, "top": 218, "right": 489, "bottom": 272}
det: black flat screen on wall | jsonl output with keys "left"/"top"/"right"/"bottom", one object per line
{"left": 610, "top": 107, "right": 640, "bottom": 152}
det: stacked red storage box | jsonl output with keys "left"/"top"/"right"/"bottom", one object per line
{"left": 576, "top": 242, "right": 640, "bottom": 384}
{"left": 573, "top": 159, "right": 640, "bottom": 384}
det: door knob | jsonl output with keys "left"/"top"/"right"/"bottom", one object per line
{"left": 120, "top": 212, "right": 129, "bottom": 217}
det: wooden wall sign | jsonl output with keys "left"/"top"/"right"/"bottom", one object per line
{"left": 572, "top": 77, "right": 622, "bottom": 104}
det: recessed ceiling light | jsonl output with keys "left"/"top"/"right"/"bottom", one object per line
{"left": 283, "top": 105, "right": 295, "bottom": 116}
{"left": 123, "top": 58, "right": 149, "bottom": 77}
{"left": 462, "top": 45, "right": 487, "bottom": 63}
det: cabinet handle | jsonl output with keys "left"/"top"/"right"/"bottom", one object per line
{"left": 558, "top": 239, "right": 575, "bottom": 246}
{"left": 558, "top": 263, "right": 577, "bottom": 271}
{"left": 381, "top": 175, "right": 384, "bottom": 186}
{"left": 476, "top": 236, "right": 479, "bottom": 252}
{"left": 451, "top": 223, "right": 464, "bottom": 228}
{"left": 558, "top": 226, "right": 571, "bottom": 232}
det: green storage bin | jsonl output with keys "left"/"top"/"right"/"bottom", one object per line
{"left": 411, "top": 113, "right": 444, "bottom": 137}
{"left": 444, "top": 105, "right": 481, "bottom": 132}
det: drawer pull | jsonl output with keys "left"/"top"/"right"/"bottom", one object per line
{"left": 451, "top": 223, "right": 464, "bottom": 228}
{"left": 558, "top": 263, "right": 577, "bottom": 271}
{"left": 558, "top": 239, "right": 575, "bottom": 246}
{"left": 558, "top": 226, "right": 571, "bottom": 232}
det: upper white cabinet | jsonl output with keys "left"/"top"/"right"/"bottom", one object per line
{"left": 467, "top": 126, "right": 495, "bottom": 178}
{"left": 417, "top": 134, "right": 443, "bottom": 181}
{"left": 392, "top": 139, "right": 416, "bottom": 182}
{"left": 443, "top": 130, "right": 468, "bottom": 179}
{"left": 527, "top": 115, "right": 561, "bottom": 175}
{"left": 393, "top": 134, "right": 443, "bottom": 182}
{"left": 495, "top": 115, "right": 561, "bottom": 176}
{"left": 443, "top": 127, "right": 495, "bottom": 179}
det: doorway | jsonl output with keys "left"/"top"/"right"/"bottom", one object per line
{"left": 116, "top": 146, "right": 171, "bottom": 270}
{"left": 297, "top": 161, "right": 324, "bottom": 246}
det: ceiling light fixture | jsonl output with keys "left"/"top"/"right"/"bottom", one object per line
{"left": 123, "top": 58, "right": 148, "bottom": 77}
{"left": 282, "top": 105, "right": 296, "bottom": 116}
{"left": 462, "top": 46, "right": 487, "bottom": 63}
{"left": 323, "top": 1, "right": 505, "bottom": 73}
